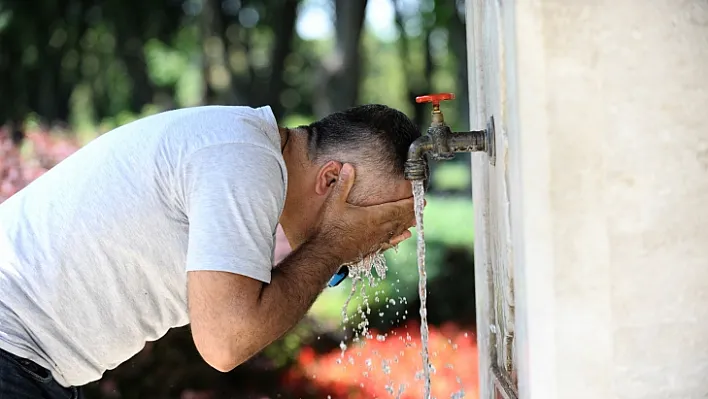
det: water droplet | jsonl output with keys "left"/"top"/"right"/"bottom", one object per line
{"left": 450, "top": 389, "right": 466, "bottom": 399}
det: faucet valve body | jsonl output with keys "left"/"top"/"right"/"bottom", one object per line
{"left": 405, "top": 92, "right": 496, "bottom": 181}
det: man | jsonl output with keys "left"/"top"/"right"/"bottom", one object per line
{"left": 0, "top": 104, "right": 420, "bottom": 398}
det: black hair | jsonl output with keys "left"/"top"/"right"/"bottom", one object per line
{"left": 301, "top": 104, "right": 421, "bottom": 177}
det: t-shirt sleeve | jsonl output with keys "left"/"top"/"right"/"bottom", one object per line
{"left": 183, "top": 143, "right": 285, "bottom": 284}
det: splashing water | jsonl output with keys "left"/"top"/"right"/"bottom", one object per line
{"left": 412, "top": 180, "right": 432, "bottom": 399}
{"left": 333, "top": 185, "right": 443, "bottom": 398}
{"left": 339, "top": 251, "right": 388, "bottom": 356}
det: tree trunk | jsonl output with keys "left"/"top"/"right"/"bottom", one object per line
{"left": 123, "top": 39, "right": 155, "bottom": 113}
{"left": 264, "top": 0, "right": 300, "bottom": 119}
{"left": 393, "top": 0, "right": 433, "bottom": 131}
{"left": 314, "top": 0, "right": 369, "bottom": 117}
{"left": 201, "top": 0, "right": 233, "bottom": 105}
{"left": 110, "top": 0, "right": 155, "bottom": 114}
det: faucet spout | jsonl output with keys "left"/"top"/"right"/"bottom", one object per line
{"left": 404, "top": 135, "right": 433, "bottom": 181}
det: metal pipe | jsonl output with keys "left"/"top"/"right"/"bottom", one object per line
{"left": 447, "top": 130, "right": 487, "bottom": 153}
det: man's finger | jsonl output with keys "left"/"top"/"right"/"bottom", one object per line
{"left": 374, "top": 196, "right": 415, "bottom": 208}
{"left": 388, "top": 230, "right": 412, "bottom": 246}
{"left": 381, "top": 221, "right": 412, "bottom": 241}
{"left": 372, "top": 197, "right": 415, "bottom": 219}
{"left": 331, "top": 163, "right": 356, "bottom": 204}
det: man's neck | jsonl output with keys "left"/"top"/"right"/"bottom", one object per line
{"left": 278, "top": 127, "right": 290, "bottom": 153}
{"left": 277, "top": 127, "right": 312, "bottom": 248}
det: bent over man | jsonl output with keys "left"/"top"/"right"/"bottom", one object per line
{"left": 0, "top": 104, "right": 420, "bottom": 398}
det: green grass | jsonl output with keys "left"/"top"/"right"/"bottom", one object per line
{"left": 433, "top": 162, "right": 472, "bottom": 192}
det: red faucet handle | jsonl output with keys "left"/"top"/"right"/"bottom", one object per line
{"left": 415, "top": 93, "right": 456, "bottom": 107}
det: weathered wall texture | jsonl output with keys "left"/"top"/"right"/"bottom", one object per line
{"left": 468, "top": 1, "right": 708, "bottom": 399}
{"left": 466, "top": 0, "right": 517, "bottom": 397}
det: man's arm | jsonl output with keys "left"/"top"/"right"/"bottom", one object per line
{"left": 188, "top": 236, "right": 342, "bottom": 372}
{"left": 187, "top": 162, "right": 415, "bottom": 372}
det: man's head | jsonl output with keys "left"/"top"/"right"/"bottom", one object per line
{"left": 279, "top": 104, "right": 421, "bottom": 249}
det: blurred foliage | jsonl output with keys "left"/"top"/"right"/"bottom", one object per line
{"left": 433, "top": 162, "right": 472, "bottom": 193}
{"left": 0, "top": 0, "right": 478, "bottom": 397}
{"left": 0, "top": 0, "right": 470, "bottom": 137}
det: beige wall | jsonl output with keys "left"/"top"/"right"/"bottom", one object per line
{"left": 468, "top": 1, "right": 708, "bottom": 399}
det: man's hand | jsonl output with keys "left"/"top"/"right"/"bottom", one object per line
{"left": 385, "top": 197, "right": 426, "bottom": 250}
{"left": 311, "top": 163, "right": 416, "bottom": 264}
{"left": 187, "top": 163, "right": 417, "bottom": 374}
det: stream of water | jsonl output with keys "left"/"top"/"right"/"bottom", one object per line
{"left": 332, "top": 180, "right": 440, "bottom": 398}
{"left": 412, "top": 180, "right": 432, "bottom": 399}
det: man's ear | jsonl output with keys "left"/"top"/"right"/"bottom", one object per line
{"left": 314, "top": 160, "right": 343, "bottom": 196}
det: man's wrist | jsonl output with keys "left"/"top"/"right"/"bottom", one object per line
{"left": 302, "top": 234, "right": 347, "bottom": 269}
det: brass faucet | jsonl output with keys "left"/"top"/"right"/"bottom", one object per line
{"left": 404, "top": 93, "right": 496, "bottom": 181}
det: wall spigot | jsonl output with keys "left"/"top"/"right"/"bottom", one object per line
{"left": 404, "top": 92, "right": 496, "bottom": 181}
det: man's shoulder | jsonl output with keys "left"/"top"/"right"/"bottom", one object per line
{"left": 161, "top": 105, "right": 277, "bottom": 134}
{"left": 155, "top": 105, "right": 280, "bottom": 153}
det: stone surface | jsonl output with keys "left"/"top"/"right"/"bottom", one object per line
{"left": 468, "top": 1, "right": 708, "bottom": 399}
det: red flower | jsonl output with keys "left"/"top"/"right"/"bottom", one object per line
{"left": 298, "top": 347, "right": 316, "bottom": 366}
{"left": 284, "top": 323, "right": 479, "bottom": 399}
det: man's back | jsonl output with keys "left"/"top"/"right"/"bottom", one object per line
{"left": 0, "top": 106, "right": 286, "bottom": 387}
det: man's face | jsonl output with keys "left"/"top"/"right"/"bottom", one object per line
{"left": 279, "top": 161, "right": 413, "bottom": 250}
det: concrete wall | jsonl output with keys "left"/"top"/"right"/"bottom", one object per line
{"left": 468, "top": 1, "right": 708, "bottom": 399}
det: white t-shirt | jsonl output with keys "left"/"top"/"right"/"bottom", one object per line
{"left": 0, "top": 105, "right": 288, "bottom": 387}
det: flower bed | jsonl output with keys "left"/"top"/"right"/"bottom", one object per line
{"left": 0, "top": 129, "right": 80, "bottom": 202}
{"left": 283, "top": 322, "right": 479, "bottom": 399}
